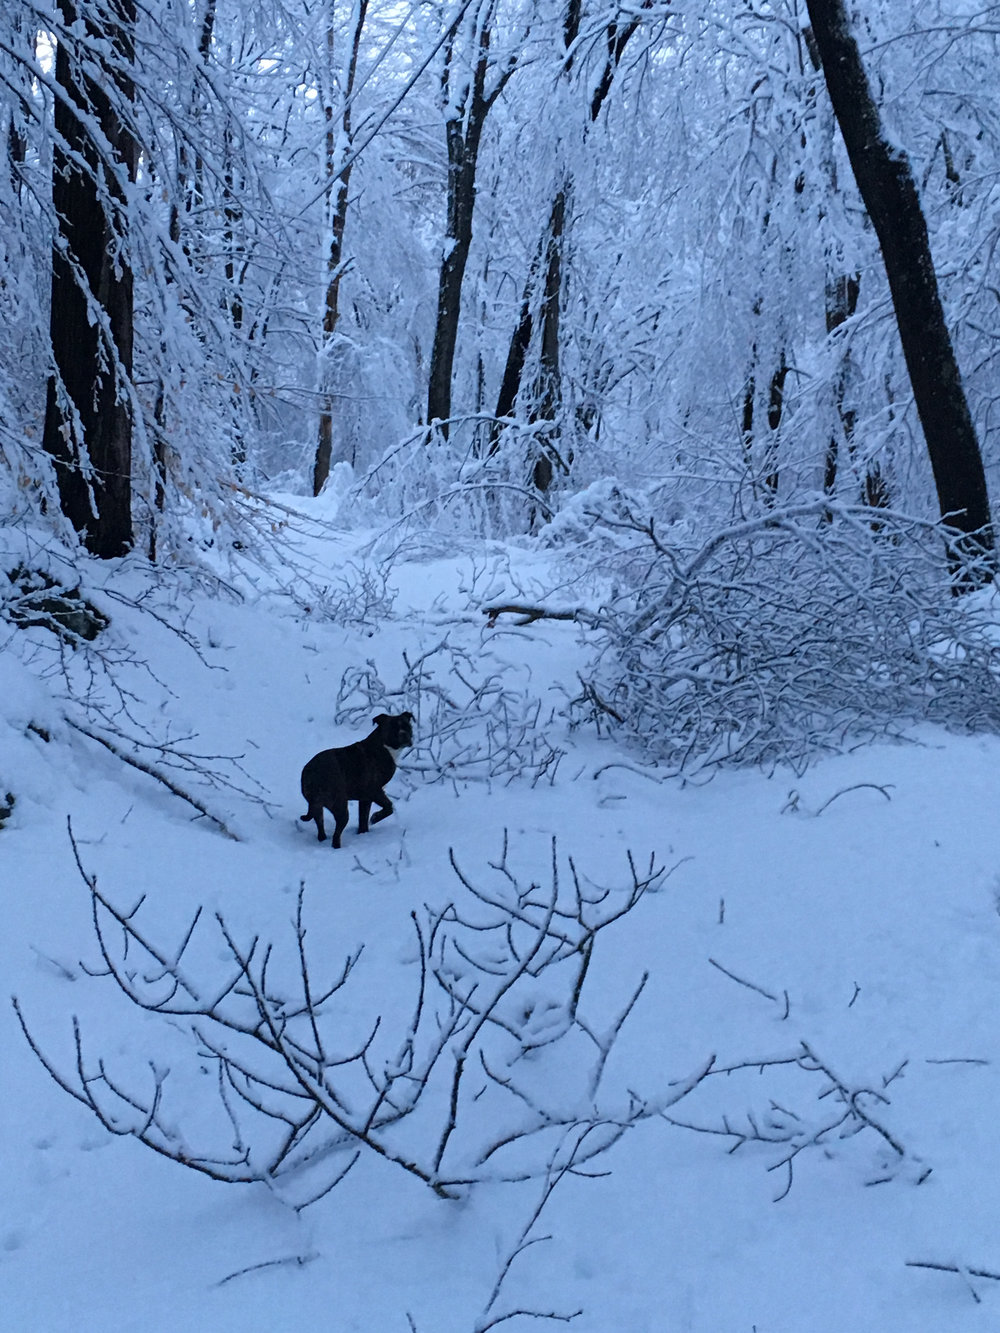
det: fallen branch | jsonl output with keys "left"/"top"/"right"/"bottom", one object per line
{"left": 708, "top": 957, "right": 790, "bottom": 1018}
{"left": 663, "top": 1039, "right": 929, "bottom": 1198}
{"left": 811, "top": 783, "right": 895, "bottom": 816}
{"left": 906, "top": 1259, "right": 1000, "bottom": 1279}
{"left": 906, "top": 1258, "right": 1000, "bottom": 1304}
{"left": 216, "top": 1252, "right": 320, "bottom": 1287}
{"left": 67, "top": 718, "right": 241, "bottom": 841}
{"left": 17, "top": 834, "right": 679, "bottom": 1213}
{"left": 484, "top": 603, "right": 597, "bottom": 628}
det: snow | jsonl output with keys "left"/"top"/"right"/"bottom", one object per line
{"left": 5, "top": 512, "right": 1000, "bottom": 1331}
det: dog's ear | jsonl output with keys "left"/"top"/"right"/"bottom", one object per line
{"left": 373, "top": 713, "right": 389, "bottom": 725}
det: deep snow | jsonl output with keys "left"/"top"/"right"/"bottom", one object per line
{"left": 5, "top": 509, "right": 1000, "bottom": 1331}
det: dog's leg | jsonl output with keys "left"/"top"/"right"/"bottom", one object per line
{"left": 301, "top": 803, "right": 327, "bottom": 842}
{"left": 370, "top": 790, "right": 394, "bottom": 825}
{"left": 331, "top": 800, "right": 349, "bottom": 849}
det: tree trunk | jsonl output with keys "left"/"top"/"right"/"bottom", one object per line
{"left": 170, "top": 0, "right": 216, "bottom": 256}
{"left": 826, "top": 267, "right": 890, "bottom": 506}
{"left": 491, "top": 249, "right": 540, "bottom": 438}
{"left": 490, "top": 0, "right": 647, "bottom": 487}
{"left": 43, "top": 0, "right": 138, "bottom": 559}
{"left": 805, "top": 0, "right": 994, "bottom": 579}
{"left": 426, "top": 3, "right": 516, "bottom": 438}
{"left": 490, "top": 189, "right": 565, "bottom": 464}
{"left": 529, "top": 188, "right": 566, "bottom": 498}
{"left": 5, "top": 12, "right": 29, "bottom": 197}
{"left": 741, "top": 355, "right": 787, "bottom": 502}
{"left": 312, "top": 0, "right": 368, "bottom": 496}
{"left": 425, "top": 99, "right": 486, "bottom": 436}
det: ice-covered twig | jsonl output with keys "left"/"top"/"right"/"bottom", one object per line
{"left": 17, "top": 833, "right": 688, "bottom": 1212}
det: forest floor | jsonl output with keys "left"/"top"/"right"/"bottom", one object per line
{"left": 5, "top": 497, "right": 1000, "bottom": 1332}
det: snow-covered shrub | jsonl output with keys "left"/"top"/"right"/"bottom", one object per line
{"left": 350, "top": 419, "right": 572, "bottom": 540}
{"left": 574, "top": 495, "right": 1000, "bottom": 775}
{"left": 16, "top": 834, "right": 688, "bottom": 1209}
{"left": 335, "top": 639, "right": 565, "bottom": 786}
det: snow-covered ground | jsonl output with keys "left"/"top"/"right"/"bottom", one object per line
{"left": 5, "top": 509, "right": 1000, "bottom": 1331}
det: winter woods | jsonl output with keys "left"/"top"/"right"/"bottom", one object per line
{"left": 10, "top": 5, "right": 1000, "bottom": 1327}
{"left": 0, "top": 2, "right": 996, "bottom": 550}
{"left": 2, "top": 1, "right": 1000, "bottom": 782}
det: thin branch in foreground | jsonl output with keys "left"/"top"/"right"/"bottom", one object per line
{"left": 216, "top": 1252, "right": 320, "bottom": 1286}
{"left": 906, "top": 1260, "right": 1000, "bottom": 1279}
{"left": 19, "top": 832, "right": 672, "bottom": 1219}
{"left": 905, "top": 1259, "right": 1000, "bottom": 1304}
{"left": 477, "top": 1309, "right": 582, "bottom": 1329}
{"left": 663, "top": 1039, "right": 929, "bottom": 1198}
{"left": 708, "top": 957, "right": 789, "bottom": 1017}
{"left": 474, "top": 1124, "right": 601, "bottom": 1332}
{"left": 810, "top": 783, "right": 895, "bottom": 816}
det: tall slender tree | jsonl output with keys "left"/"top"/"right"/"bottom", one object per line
{"left": 312, "top": 0, "right": 369, "bottom": 496}
{"left": 426, "top": 0, "right": 518, "bottom": 437}
{"left": 490, "top": 0, "right": 652, "bottom": 499}
{"left": 805, "top": 0, "right": 994, "bottom": 578}
{"left": 43, "top": 0, "right": 139, "bottom": 558}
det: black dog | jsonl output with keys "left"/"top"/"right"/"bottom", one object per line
{"left": 300, "top": 712, "right": 414, "bottom": 849}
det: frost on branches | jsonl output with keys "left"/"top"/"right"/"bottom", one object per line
{"left": 565, "top": 491, "right": 1000, "bottom": 777}
{"left": 15, "top": 830, "right": 705, "bottom": 1209}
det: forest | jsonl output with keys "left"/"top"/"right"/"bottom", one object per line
{"left": 6, "top": 2, "right": 1000, "bottom": 1330}
{"left": 5, "top": 0, "right": 1000, "bottom": 763}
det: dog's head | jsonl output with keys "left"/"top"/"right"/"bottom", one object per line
{"left": 373, "top": 711, "right": 415, "bottom": 751}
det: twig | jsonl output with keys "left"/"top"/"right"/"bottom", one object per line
{"left": 811, "top": 783, "right": 895, "bottom": 816}
{"left": 906, "top": 1258, "right": 1000, "bottom": 1297}
{"left": 216, "top": 1252, "right": 320, "bottom": 1286}
{"left": 708, "top": 957, "right": 779, "bottom": 1003}
{"left": 924, "top": 1057, "right": 989, "bottom": 1066}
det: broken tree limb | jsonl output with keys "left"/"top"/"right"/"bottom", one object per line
{"left": 67, "top": 718, "right": 241, "bottom": 841}
{"left": 484, "top": 603, "right": 599, "bottom": 628}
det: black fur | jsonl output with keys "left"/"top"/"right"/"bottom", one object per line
{"left": 300, "top": 712, "right": 414, "bottom": 849}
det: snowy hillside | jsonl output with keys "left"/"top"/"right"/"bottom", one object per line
{"left": 5, "top": 508, "right": 1000, "bottom": 1332}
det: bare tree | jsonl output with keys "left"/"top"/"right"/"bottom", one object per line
{"left": 312, "top": 0, "right": 370, "bottom": 496}
{"left": 425, "top": 0, "right": 519, "bottom": 437}
{"left": 804, "top": 0, "right": 994, "bottom": 581}
{"left": 490, "top": 0, "right": 654, "bottom": 503}
{"left": 42, "top": 0, "right": 139, "bottom": 558}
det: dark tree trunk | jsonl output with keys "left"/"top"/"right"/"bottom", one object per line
{"left": 43, "top": 0, "right": 138, "bottom": 559}
{"left": 763, "top": 356, "right": 788, "bottom": 496}
{"left": 529, "top": 190, "right": 567, "bottom": 516}
{"left": 805, "top": 0, "right": 994, "bottom": 578}
{"left": 153, "top": 0, "right": 215, "bottom": 560}
{"left": 489, "top": 0, "right": 647, "bottom": 494}
{"left": 491, "top": 253, "right": 539, "bottom": 437}
{"left": 821, "top": 271, "right": 881, "bottom": 506}
{"left": 822, "top": 272, "right": 859, "bottom": 493}
{"left": 426, "top": 97, "right": 487, "bottom": 437}
{"left": 170, "top": 0, "right": 216, "bottom": 255}
{"left": 426, "top": 4, "right": 518, "bottom": 439}
{"left": 535, "top": 189, "right": 564, "bottom": 427}
{"left": 490, "top": 188, "right": 566, "bottom": 483}
{"left": 741, "top": 355, "right": 787, "bottom": 502}
{"left": 6, "top": 13, "right": 29, "bottom": 197}
{"left": 312, "top": 0, "right": 368, "bottom": 496}
{"left": 223, "top": 124, "right": 244, "bottom": 333}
